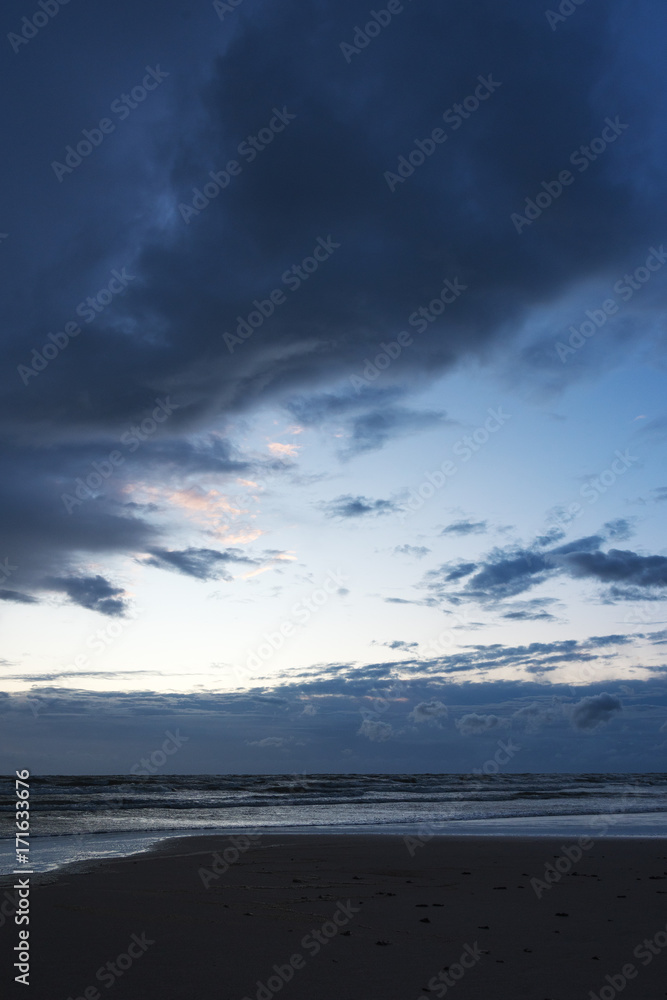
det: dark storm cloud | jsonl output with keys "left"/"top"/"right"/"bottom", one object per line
{"left": 2, "top": 0, "right": 666, "bottom": 609}
{"left": 441, "top": 520, "right": 489, "bottom": 536}
{"left": 6, "top": 0, "right": 664, "bottom": 429}
{"left": 322, "top": 494, "right": 400, "bottom": 518}
{"left": 142, "top": 546, "right": 256, "bottom": 581}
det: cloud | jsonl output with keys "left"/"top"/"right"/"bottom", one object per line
{"left": 357, "top": 719, "right": 393, "bottom": 742}
{"left": 378, "top": 639, "right": 419, "bottom": 651}
{"left": 246, "top": 736, "right": 293, "bottom": 748}
{"left": 441, "top": 520, "right": 488, "bottom": 536}
{"left": 502, "top": 609, "right": 556, "bottom": 621}
{"left": 340, "top": 407, "right": 447, "bottom": 458}
{"left": 268, "top": 442, "right": 300, "bottom": 458}
{"left": 42, "top": 574, "right": 128, "bottom": 617}
{"left": 425, "top": 532, "right": 667, "bottom": 605}
{"left": 570, "top": 692, "right": 623, "bottom": 730}
{"left": 603, "top": 518, "right": 635, "bottom": 541}
{"left": 456, "top": 713, "right": 502, "bottom": 735}
{"left": 393, "top": 545, "right": 431, "bottom": 559}
{"left": 1, "top": 0, "right": 665, "bottom": 609}
{"left": 141, "top": 546, "right": 255, "bottom": 581}
{"left": 558, "top": 549, "right": 667, "bottom": 593}
{"left": 5, "top": 674, "right": 667, "bottom": 773}
{"left": 501, "top": 599, "right": 559, "bottom": 622}
{"left": 286, "top": 390, "right": 448, "bottom": 458}
{"left": 0, "top": 589, "right": 38, "bottom": 605}
{"left": 444, "top": 562, "right": 478, "bottom": 582}
{"left": 321, "top": 631, "right": 644, "bottom": 684}
{"left": 512, "top": 702, "right": 562, "bottom": 732}
{"left": 408, "top": 700, "right": 448, "bottom": 725}
{"left": 323, "top": 495, "right": 400, "bottom": 518}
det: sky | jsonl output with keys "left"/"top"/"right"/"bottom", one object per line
{"left": 1, "top": 0, "right": 666, "bottom": 774}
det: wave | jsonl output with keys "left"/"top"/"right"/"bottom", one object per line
{"left": 2, "top": 773, "right": 666, "bottom": 840}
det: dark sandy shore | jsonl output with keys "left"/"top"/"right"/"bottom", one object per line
{"left": 3, "top": 834, "right": 667, "bottom": 999}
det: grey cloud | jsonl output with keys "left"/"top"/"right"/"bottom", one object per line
{"left": 502, "top": 609, "right": 557, "bottom": 621}
{"left": 444, "top": 562, "right": 478, "bottom": 582}
{"left": 142, "top": 546, "right": 256, "bottom": 581}
{"left": 570, "top": 692, "right": 622, "bottom": 730}
{"left": 246, "top": 736, "right": 293, "bottom": 748}
{"left": 425, "top": 532, "right": 667, "bottom": 604}
{"left": 409, "top": 700, "right": 448, "bottom": 725}
{"left": 512, "top": 702, "right": 563, "bottom": 732}
{"left": 441, "top": 520, "right": 488, "bottom": 536}
{"left": 42, "top": 574, "right": 128, "bottom": 617}
{"left": 0, "top": 589, "right": 38, "bottom": 604}
{"left": 558, "top": 548, "right": 667, "bottom": 590}
{"left": 287, "top": 390, "right": 447, "bottom": 457}
{"left": 357, "top": 719, "right": 393, "bottom": 742}
{"left": 4, "top": 675, "right": 667, "bottom": 772}
{"left": 603, "top": 518, "right": 635, "bottom": 541}
{"left": 456, "top": 713, "right": 502, "bottom": 735}
{"left": 500, "top": 598, "right": 560, "bottom": 622}
{"left": 323, "top": 494, "right": 400, "bottom": 518}
{"left": 341, "top": 407, "right": 447, "bottom": 458}
{"left": 377, "top": 640, "right": 419, "bottom": 651}
{"left": 394, "top": 545, "right": 431, "bottom": 559}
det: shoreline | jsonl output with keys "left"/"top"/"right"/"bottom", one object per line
{"left": 2, "top": 834, "right": 667, "bottom": 997}
{"left": 2, "top": 810, "right": 667, "bottom": 878}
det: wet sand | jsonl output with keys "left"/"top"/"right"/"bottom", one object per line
{"left": 2, "top": 834, "right": 667, "bottom": 999}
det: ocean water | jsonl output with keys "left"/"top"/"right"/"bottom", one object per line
{"left": 1, "top": 773, "right": 666, "bottom": 875}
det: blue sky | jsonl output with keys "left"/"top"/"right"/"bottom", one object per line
{"left": 1, "top": 0, "right": 666, "bottom": 773}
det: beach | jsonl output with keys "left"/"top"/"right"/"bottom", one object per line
{"left": 3, "top": 834, "right": 667, "bottom": 999}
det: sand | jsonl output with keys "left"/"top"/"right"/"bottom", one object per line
{"left": 2, "top": 834, "right": 667, "bottom": 999}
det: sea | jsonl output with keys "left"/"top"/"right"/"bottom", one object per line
{"left": 1, "top": 772, "right": 666, "bottom": 875}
